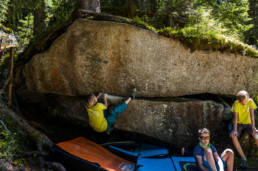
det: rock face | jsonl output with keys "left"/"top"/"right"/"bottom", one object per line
{"left": 113, "top": 98, "right": 226, "bottom": 146}
{"left": 18, "top": 92, "right": 228, "bottom": 146}
{"left": 20, "top": 19, "right": 258, "bottom": 98}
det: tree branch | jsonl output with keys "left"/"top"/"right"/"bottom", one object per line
{"left": 8, "top": 47, "right": 15, "bottom": 107}
{"left": 0, "top": 103, "right": 53, "bottom": 152}
{"left": 0, "top": 119, "right": 11, "bottom": 132}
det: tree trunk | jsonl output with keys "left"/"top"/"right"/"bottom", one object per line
{"left": 1, "top": 48, "right": 15, "bottom": 97}
{"left": 6, "top": 4, "right": 17, "bottom": 30}
{"left": 125, "top": 0, "right": 136, "bottom": 18}
{"left": 0, "top": 39, "right": 2, "bottom": 59}
{"left": 248, "top": 0, "right": 258, "bottom": 46}
{"left": 33, "top": 0, "right": 47, "bottom": 36}
{"left": 8, "top": 47, "right": 14, "bottom": 107}
{"left": 150, "top": 0, "right": 157, "bottom": 14}
{"left": 73, "top": 0, "right": 101, "bottom": 19}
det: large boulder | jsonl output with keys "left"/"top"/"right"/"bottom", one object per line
{"left": 19, "top": 19, "right": 258, "bottom": 97}
{"left": 112, "top": 97, "right": 227, "bottom": 146}
{"left": 17, "top": 91, "right": 229, "bottom": 146}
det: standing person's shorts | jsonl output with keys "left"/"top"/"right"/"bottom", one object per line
{"left": 236, "top": 124, "right": 253, "bottom": 137}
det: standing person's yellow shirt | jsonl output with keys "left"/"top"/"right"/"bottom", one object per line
{"left": 231, "top": 99, "right": 257, "bottom": 124}
{"left": 86, "top": 103, "right": 108, "bottom": 132}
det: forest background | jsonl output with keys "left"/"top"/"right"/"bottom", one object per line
{"left": 0, "top": 0, "right": 258, "bottom": 170}
{"left": 1, "top": 0, "right": 258, "bottom": 54}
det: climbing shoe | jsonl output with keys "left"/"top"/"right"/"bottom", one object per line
{"left": 130, "top": 88, "right": 137, "bottom": 100}
{"left": 240, "top": 158, "right": 247, "bottom": 168}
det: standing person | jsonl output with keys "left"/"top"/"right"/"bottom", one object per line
{"left": 230, "top": 90, "right": 258, "bottom": 168}
{"left": 194, "top": 128, "right": 234, "bottom": 171}
{"left": 84, "top": 88, "right": 137, "bottom": 134}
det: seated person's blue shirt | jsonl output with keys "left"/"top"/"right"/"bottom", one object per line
{"left": 194, "top": 143, "right": 217, "bottom": 157}
{"left": 194, "top": 144, "right": 225, "bottom": 171}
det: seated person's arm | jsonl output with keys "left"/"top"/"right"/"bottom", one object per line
{"left": 213, "top": 152, "right": 223, "bottom": 170}
{"left": 195, "top": 155, "right": 209, "bottom": 171}
{"left": 250, "top": 108, "right": 257, "bottom": 132}
{"left": 230, "top": 112, "right": 238, "bottom": 137}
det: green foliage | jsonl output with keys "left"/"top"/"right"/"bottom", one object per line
{"left": 0, "top": 0, "right": 78, "bottom": 52}
{"left": 1, "top": 0, "right": 257, "bottom": 58}
{"left": 132, "top": 16, "right": 157, "bottom": 31}
{"left": 211, "top": 0, "right": 252, "bottom": 40}
{"left": 46, "top": 0, "right": 78, "bottom": 26}
{"left": 158, "top": 25, "right": 258, "bottom": 57}
{"left": 16, "top": 13, "right": 34, "bottom": 49}
{"left": 204, "top": 0, "right": 251, "bottom": 42}
{"left": 100, "top": 0, "right": 257, "bottom": 57}
{"left": 0, "top": 0, "right": 10, "bottom": 23}
{"left": 187, "top": 0, "right": 253, "bottom": 41}
{"left": 138, "top": 0, "right": 169, "bottom": 29}
{"left": 0, "top": 119, "right": 25, "bottom": 161}
{"left": 87, "top": 11, "right": 258, "bottom": 57}
{"left": 0, "top": 24, "right": 12, "bottom": 33}
{"left": 159, "top": 0, "right": 258, "bottom": 57}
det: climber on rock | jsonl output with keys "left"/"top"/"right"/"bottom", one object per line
{"left": 84, "top": 88, "right": 137, "bottom": 134}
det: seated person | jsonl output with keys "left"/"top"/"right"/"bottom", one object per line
{"left": 230, "top": 90, "right": 258, "bottom": 168}
{"left": 194, "top": 128, "right": 234, "bottom": 171}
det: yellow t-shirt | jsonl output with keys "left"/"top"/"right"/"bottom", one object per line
{"left": 231, "top": 99, "right": 257, "bottom": 124}
{"left": 86, "top": 103, "right": 107, "bottom": 132}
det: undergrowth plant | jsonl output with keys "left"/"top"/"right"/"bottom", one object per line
{"left": 0, "top": 118, "right": 26, "bottom": 163}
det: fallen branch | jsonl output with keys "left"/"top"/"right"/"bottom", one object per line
{"left": 15, "top": 151, "right": 46, "bottom": 158}
{"left": 14, "top": 152, "right": 67, "bottom": 171}
{"left": 0, "top": 103, "right": 53, "bottom": 152}
{"left": 0, "top": 119, "right": 10, "bottom": 132}
{"left": 39, "top": 157, "right": 67, "bottom": 171}
{"left": 1, "top": 75, "right": 11, "bottom": 92}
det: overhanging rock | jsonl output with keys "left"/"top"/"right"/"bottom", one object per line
{"left": 19, "top": 19, "right": 258, "bottom": 97}
{"left": 113, "top": 98, "right": 226, "bottom": 146}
